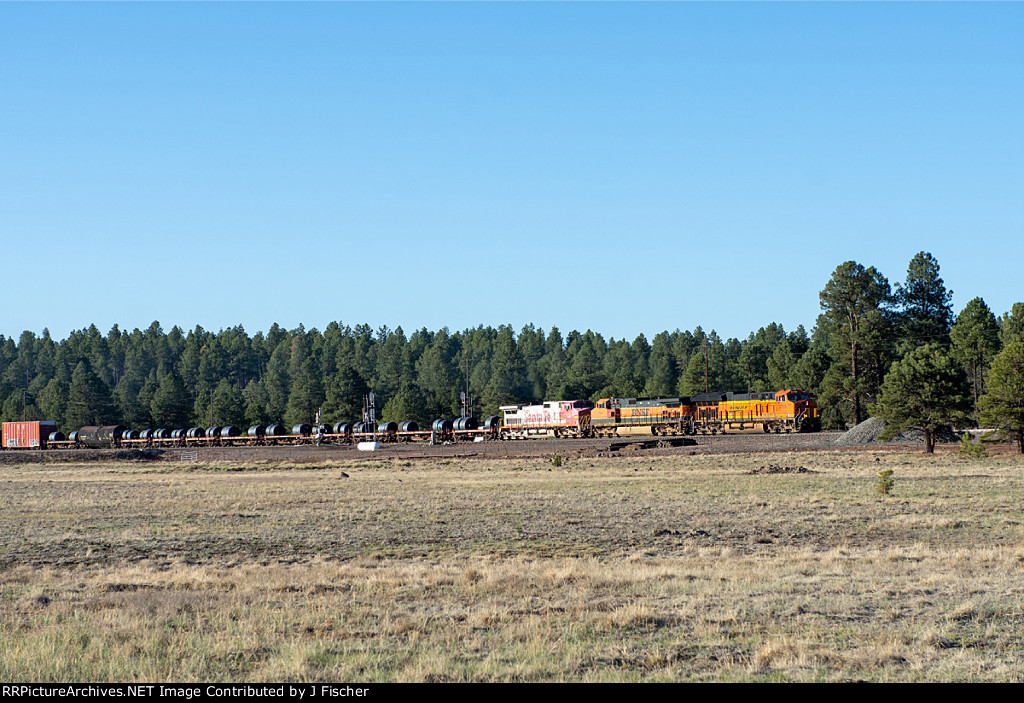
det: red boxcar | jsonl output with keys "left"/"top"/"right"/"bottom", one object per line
{"left": 2, "top": 421, "right": 58, "bottom": 449}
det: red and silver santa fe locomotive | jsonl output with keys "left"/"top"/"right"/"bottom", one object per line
{"left": 499, "top": 399, "right": 594, "bottom": 439}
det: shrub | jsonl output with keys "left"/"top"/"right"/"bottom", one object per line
{"left": 958, "top": 431, "right": 987, "bottom": 459}
{"left": 877, "top": 469, "right": 895, "bottom": 496}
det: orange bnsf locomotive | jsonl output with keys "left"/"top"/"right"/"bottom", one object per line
{"left": 504, "top": 389, "right": 819, "bottom": 439}
{"left": 690, "top": 389, "right": 819, "bottom": 434}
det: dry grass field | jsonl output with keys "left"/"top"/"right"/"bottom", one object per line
{"left": 1, "top": 448, "right": 1023, "bottom": 682}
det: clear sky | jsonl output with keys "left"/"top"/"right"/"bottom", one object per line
{"left": 1, "top": 3, "right": 1021, "bottom": 343}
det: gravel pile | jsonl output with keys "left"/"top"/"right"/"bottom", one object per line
{"left": 834, "top": 418, "right": 893, "bottom": 447}
{"left": 834, "top": 417, "right": 958, "bottom": 447}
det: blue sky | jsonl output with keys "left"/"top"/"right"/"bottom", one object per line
{"left": 1, "top": 3, "right": 1021, "bottom": 343}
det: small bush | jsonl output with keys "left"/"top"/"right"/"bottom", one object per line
{"left": 958, "top": 431, "right": 987, "bottom": 459}
{"left": 551, "top": 455, "right": 562, "bottom": 467}
{"left": 877, "top": 469, "right": 895, "bottom": 496}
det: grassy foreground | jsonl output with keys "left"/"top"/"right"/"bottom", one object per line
{"left": 1, "top": 450, "right": 1022, "bottom": 682}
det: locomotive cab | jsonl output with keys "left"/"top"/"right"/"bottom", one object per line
{"left": 559, "top": 400, "right": 593, "bottom": 427}
{"left": 774, "top": 389, "right": 819, "bottom": 431}
{"left": 591, "top": 399, "right": 621, "bottom": 427}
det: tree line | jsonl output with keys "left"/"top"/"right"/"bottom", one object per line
{"left": 1, "top": 252, "right": 1022, "bottom": 448}
{"left": 819, "top": 253, "right": 1024, "bottom": 451}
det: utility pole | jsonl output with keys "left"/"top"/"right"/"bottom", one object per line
{"left": 461, "top": 356, "right": 473, "bottom": 419}
{"left": 704, "top": 338, "right": 709, "bottom": 393}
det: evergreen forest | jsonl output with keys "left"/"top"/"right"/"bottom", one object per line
{"left": 2, "top": 253, "right": 1022, "bottom": 435}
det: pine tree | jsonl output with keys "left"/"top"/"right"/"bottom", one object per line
{"left": 643, "top": 332, "right": 676, "bottom": 397}
{"left": 565, "top": 331, "right": 606, "bottom": 401}
{"left": 242, "top": 379, "right": 272, "bottom": 427}
{"left": 538, "top": 327, "right": 568, "bottom": 400}
{"left": 766, "top": 341, "right": 799, "bottom": 390}
{"left": 381, "top": 382, "right": 429, "bottom": 426}
{"left": 602, "top": 339, "right": 642, "bottom": 398}
{"left": 895, "top": 252, "right": 954, "bottom": 353}
{"left": 415, "top": 329, "right": 461, "bottom": 418}
{"left": 721, "top": 337, "right": 746, "bottom": 391}
{"left": 211, "top": 379, "right": 246, "bottom": 428}
{"left": 322, "top": 367, "right": 369, "bottom": 424}
{"left": 262, "top": 339, "right": 292, "bottom": 421}
{"left": 739, "top": 323, "right": 788, "bottom": 391}
{"left": 950, "top": 297, "right": 1002, "bottom": 408}
{"left": 819, "top": 261, "right": 893, "bottom": 425}
{"left": 0, "top": 391, "right": 38, "bottom": 424}
{"left": 66, "top": 361, "right": 116, "bottom": 429}
{"left": 678, "top": 354, "right": 709, "bottom": 396}
{"left": 873, "top": 344, "right": 973, "bottom": 453}
{"left": 284, "top": 359, "right": 325, "bottom": 426}
{"left": 113, "top": 375, "right": 148, "bottom": 428}
{"left": 135, "top": 376, "right": 158, "bottom": 428}
{"left": 518, "top": 324, "right": 547, "bottom": 401}
{"left": 373, "top": 326, "right": 411, "bottom": 402}
{"left": 1000, "top": 303, "right": 1024, "bottom": 346}
{"left": 482, "top": 326, "right": 528, "bottom": 415}
{"left": 37, "top": 378, "right": 70, "bottom": 431}
{"left": 149, "top": 371, "right": 191, "bottom": 428}
{"left": 978, "top": 341, "right": 1024, "bottom": 453}
{"left": 789, "top": 342, "right": 832, "bottom": 419}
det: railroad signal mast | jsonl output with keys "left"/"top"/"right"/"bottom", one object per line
{"left": 363, "top": 393, "right": 376, "bottom": 440}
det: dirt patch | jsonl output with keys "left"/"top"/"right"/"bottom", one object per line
{"left": 747, "top": 464, "right": 816, "bottom": 475}
{"left": 0, "top": 448, "right": 165, "bottom": 465}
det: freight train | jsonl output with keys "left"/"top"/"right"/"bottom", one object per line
{"left": 1, "top": 388, "right": 818, "bottom": 450}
